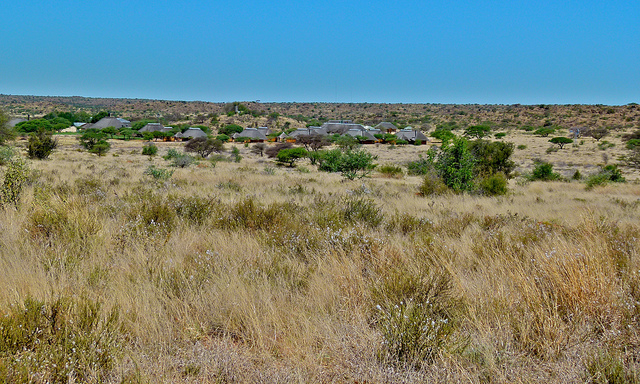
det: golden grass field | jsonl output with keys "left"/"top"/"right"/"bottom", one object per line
{"left": 1, "top": 130, "right": 640, "bottom": 383}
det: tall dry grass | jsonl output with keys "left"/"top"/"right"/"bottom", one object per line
{"left": 0, "top": 137, "right": 639, "bottom": 382}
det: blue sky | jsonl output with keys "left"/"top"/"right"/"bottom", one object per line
{"left": 1, "top": 0, "right": 638, "bottom": 104}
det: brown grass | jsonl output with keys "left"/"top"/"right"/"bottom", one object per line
{"left": 1, "top": 134, "right": 639, "bottom": 383}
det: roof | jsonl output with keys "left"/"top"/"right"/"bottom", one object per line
{"left": 175, "top": 127, "right": 207, "bottom": 139}
{"left": 233, "top": 128, "right": 268, "bottom": 141}
{"left": 345, "top": 129, "right": 376, "bottom": 141}
{"left": 375, "top": 122, "right": 397, "bottom": 131}
{"left": 138, "top": 123, "right": 164, "bottom": 133}
{"left": 320, "top": 122, "right": 365, "bottom": 134}
{"left": 83, "top": 116, "right": 131, "bottom": 129}
{"left": 8, "top": 118, "right": 26, "bottom": 127}
{"left": 395, "top": 128, "right": 428, "bottom": 142}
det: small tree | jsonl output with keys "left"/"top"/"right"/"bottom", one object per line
{"left": 27, "top": 128, "right": 57, "bottom": 159}
{"left": 265, "top": 142, "right": 292, "bottom": 158}
{"left": 587, "top": 127, "right": 609, "bottom": 141}
{"left": 276, "top": 147, "right": 308, "bottom": 167}
{"left": 78, "top": 129, "right": 107, "bottom": 150}
{"left": 90, "top": 141, "right": 111, "bottom": 156}
{"left": 119, "top": 128, "right": 134, "bottom": 140}
{"left": 549, "top": 137, "right": 573, "bottom": 149}
{"left": 464, "top": 124, "right": 492, "bottom": 139}
{"left": 534, "top": 128, "right": 556, "bottom": 137}
{"left": 218, "top": 124, "right": 243, "bottom": 136}
{"left": 436, "top": 137, "right": 475, "bottom": 193}
{"left": 102, "top": 126, "right": 117, "bottom": 139}
{"left": 184, "top": 137, "right": 224, "bottom": 158}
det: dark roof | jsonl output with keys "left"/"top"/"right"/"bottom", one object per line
{"left": 232, "top": 128, "right": 268, "bottom": 141}
{"left": 175, "top": 127, "right": 207, "bottom": 139}
{"left": 395, "top": 128, "right": 428, "bottom": 142}
{"left": 83, "top": 117, "right": 131, "bottom": 129}
{"left": 375, "top": 122, "right": 397, "bottom": 131}
{"left": 345, "top": 129, "right": 376, "bottom": 141}
{"left": 138, "top": 123, "right": 164, "bottom": 133}
{"left": 320, "top": 122, "right": 365, "bottom": 134}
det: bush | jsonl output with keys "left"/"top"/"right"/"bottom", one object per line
{"left": 468, "top": 140, "right": 515, "bottom": 178}
{"left": 172, "top": 154, "right": 194, "bottom": 168}
{"left": 436, "top": 137, "right": 475, "bottom": 193}
{"left": 142, "top": 143, "right": 158, "bottom": 156}
{"left": 0, "top": 145, "right": 16, "bottom": 166}
{"left": 478, "top": 172, "right": 508, "bottom": 196}
{"left": 418, "top": 171, "right": 449, "bottom": 196}
{"left": 585, "top": 165, "right": 626, "bottom": 189}
{"left": 377, "top": 164, "right": 404, "bottom": 178}
{"left": 144, "top": 165, "right": 174, "bottom": 181}
{"left": 529, "top": 160, "right": 561, "bottom": 181}
{"left": 0, "top": 158, "right": 30, "bottom": 207}
{"left": 27, "top": 128, "right": 58, "bottom": 160}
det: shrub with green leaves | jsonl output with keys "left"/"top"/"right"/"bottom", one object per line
{"left": 478, "top": 172, "right": 508, "bottom": 196}
{"left": 275, "top": 147, "right": 308, "bottom": 167}
{"left": 528, "top": 160, "right": 561, "bottom": 181}
{"left": 142, "top": 143, "right": 158, "bottom": 156}
{"left": 436, "top": 137, "right": 475, "bottom": 192}
{"left": 144, "top": 165, "right": 174, "bottom": 181}
{"left": 377, "top": 164, "right": 404, "bottom": 178}
{"left": 27, "top": 128, "right": 58, "bottom": 159}
{"left": 0, "top": 158, "right": 30, "bottom": 207}
{"left": 585, "top": 164, "right": 626, "bottom": 189}
{"left": 0, "top": 145, "right": 16, "bottom": 165}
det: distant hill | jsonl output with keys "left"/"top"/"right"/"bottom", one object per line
{"left": 1, "top": 94, "right": 638, "bottom": 131}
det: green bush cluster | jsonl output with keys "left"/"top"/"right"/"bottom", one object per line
{"left": 27, "top": 128, "right": 58, "bottom": 159}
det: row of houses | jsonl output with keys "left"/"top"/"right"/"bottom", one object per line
{"left": 231, "top": 120, "right": 429, "bottom": 144}
{"left": 72, "top": 116, "right": 429, "bottom": 144}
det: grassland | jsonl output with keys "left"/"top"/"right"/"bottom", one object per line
{"left": 0, "top": 129, "right": 639, "bottom": 383}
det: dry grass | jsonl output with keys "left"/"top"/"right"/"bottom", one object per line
{"left": 1, "top": 135, "right": 640, "bottom": 383}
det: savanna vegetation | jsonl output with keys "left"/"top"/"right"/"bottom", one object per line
{"left": 1, "top": 101, "right": 640, "bottom": 382}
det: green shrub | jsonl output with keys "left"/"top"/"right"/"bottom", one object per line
{"left": 436, "top": 137, "right": 475, "bottom": 192}
{"left": 27, "top": 128, "right": 57, "bottom": 159}
{"left": 142, "top": 143, "right": 158, "bottom": 156}
{"left": 572, "top": 169, "right": 583, "bottom": 180}
{"left": 163, "top": 148, "right": 181, "bottom": 160}
{"left": 377, "top": 164, "right": 404, "bottom": 178}
{"left": 370, "top": 269, "right": 459, "bottom": 367}
{"left": 529, "top": 160, "right": 561, "bottom": 181}
{"left": 517, "top": 144, "right": 527, "bottom": 150}
{"left": 478, "top": 172, "right": 508, "bottom": 196}
{"left": 144, "top": 165, "right": 174, "bottom": 181}
{"left": 275, "top": 147, "right": 308, "bottom": 167}
{"left": 418, "top": 171, "right": 449, "bottom": 196}
{"left": 172, "top": 154, "right": 194, "bottom": 168}
{"left": 0, "top": 146, "right": 16, "bottom": 165}
{"left": 0, "top": 158, "right": 30, "bottom": 207}
{"left": 342, "top": 196, "right": 383, "bottom": 227}
{"left": 585, "top": 165, "right": 626, "bottom": 189}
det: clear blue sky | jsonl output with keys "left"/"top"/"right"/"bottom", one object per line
{"left": 1, "top": 0, "right": 638, "bottom": 105}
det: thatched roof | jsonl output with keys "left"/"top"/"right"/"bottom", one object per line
{"left": 175, "top": 127, "right": 207, "bottom": 139}
{"left": 287, "top": 127, "right": 329, "bottom": 139}
{"left": 138, "top": 123, "right": 164, "bottom": 133}
{"left": 232, "top": 128, "right": 268, "bottom": 141}
{"left": 375, "top": 122, "right": 397, "bottom": 132}
{"left": 395, "top": 128, "right": 428, "bottom": 142}
{"left": 320, "top": 122, "right": 364, "bottom": 134}
{"left": 83, "top": 117, "right": 131, "bottom": 129}
{"left": 345, "top": 129, "right": 376, "bottom": 141}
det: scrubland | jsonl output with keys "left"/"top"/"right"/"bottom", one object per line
{"left": 1, "top": 136, "right": 640, "bottom": 383}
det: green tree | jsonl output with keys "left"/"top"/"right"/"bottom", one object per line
{"left": 218, "top": 124, "right": 243, "bottom": 136}
{"left": 102, "top": 126, "right": 117, "bottom": 139}
{"left": 90, "top": 141, "right": 111, "bottom": 156}
{"left": 549, "top": 137, "right": 573, "bottom": 149}
{"left": 436, "top": 137, "right": 475, "bottom": 193}
{"left": 142, "top": 143, "right": 158, "bottom": 157}
{"left": 276, "top": 147, "right": 308, "bottom": 167}
{"left": 430, "top": 129, "right": 455, "bottom": 146}
{"left": 534, "top": 127, "right": 556, "bottom": 137}
{"left": 468, "top": 140, "right": 516, "bottom": 178}
{"left": 27, "top": 128, "right": 57, "bottom": 159}
{"left": 119, "top": 128, "right": 134, "bottom": 140}
{"left": 316, "top": 148, "right": 377, "bottom": 180}
{"left": 90, "top": 111, "right": 109, "bottom": 123}
{"left": 14, "top": 119, "right": 53, "bottom": 133}
{"left": 335, "top": 135, "right": 359, "bottom": 150}
{"left": 78, "top": 129, "right": 107, "bottom": 150}
{"left": 464, "top": 124, "right": 492, "bottom": 139}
